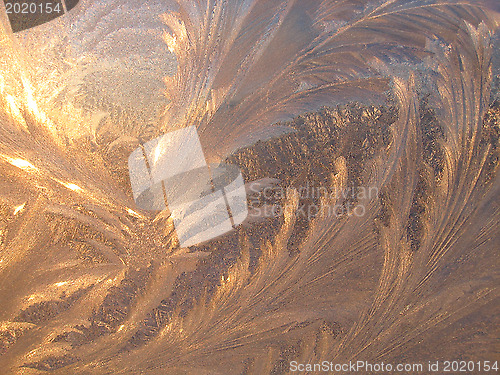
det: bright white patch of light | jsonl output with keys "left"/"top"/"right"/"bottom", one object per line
{"left": 127, "top": 208, "right": 142, "bottom": 218}
{"left": 14, "top": 202, "right": 26, "bottom": 215}
{"left": 62, "top": 182, "right": 83, "bottom": 191}
{"left": 9, "top": 158, "right": 37, "bottom": 171}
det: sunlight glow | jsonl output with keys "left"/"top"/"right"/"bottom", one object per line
{"left": 127, "top": 208, "right": 142, "bottom": 218}
{"left": 62, "top": 182, "right": 83, "bottom": 192}
{"left": 9, "top": 158, "right": 37, "bottom": 171}
{"left": 5, "top": 95, "right": 27, "bottom": 127}
{"left": 21, "top": 76, "right": 42, "bottom": 118}
{"left": 20, "top": 76, "right": 59, "bottom": 139}
{"left": 165, "top": 34, "right": 177, "bottom": 53}
{"left": 13, "top": 202, "right": 26, "bottom": 215}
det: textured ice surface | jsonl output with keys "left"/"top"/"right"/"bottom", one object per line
{"left": 0, "top": 1, "right": 499, "bottom": 374}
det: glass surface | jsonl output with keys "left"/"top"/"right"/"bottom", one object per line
{"left": 0, "top": 1, "right": 499, "bottom": 374}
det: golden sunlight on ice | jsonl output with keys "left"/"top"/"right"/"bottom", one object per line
{"left": 61, "top": 182, "right": 83, "bottom": 192}
{"left": 126, "top": 208, "right": 143, "bottom": 218}
{"left": 8, "top": 158, "right": 37, "bottom": 171}
{"left": 5, "top": 95, "right": 27, "bottom": 127}
{"left": 165, "top": 34, "right": 177, "bottom": 53}
{"left": 13, "top": 202, "right": 26, "bottom": 215}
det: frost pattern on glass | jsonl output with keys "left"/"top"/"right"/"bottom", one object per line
{"left": 128, "top": 126, "right": 248, "bottom": 246}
